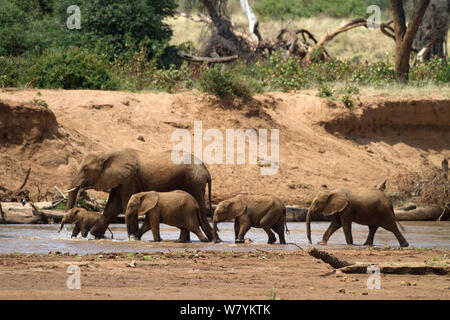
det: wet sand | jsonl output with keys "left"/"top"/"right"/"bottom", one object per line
{"left": 0, "top": 222, "right": 449, "bottom": 300}
{"left": 0, "top": 247, "right": 449, "bottom": 300}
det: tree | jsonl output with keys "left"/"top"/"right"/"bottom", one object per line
{"left": 390, "top": 0, "right": 431, "bottom": 81}
{"left": 410, "top": 0, "right": 448, "bottom": 61}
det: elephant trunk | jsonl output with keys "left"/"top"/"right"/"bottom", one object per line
{"left": 306, "top": 208, "right": 312, "bottom": 244}
{"left": 66, "top": 186, "right": 80, "bottom": 211}
{"left": 58, "top": 221, "right": 65, "bottom": 233}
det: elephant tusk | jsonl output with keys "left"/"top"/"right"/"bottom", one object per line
{"left": 65, "top": 187, "right": 78, "bottom": 193}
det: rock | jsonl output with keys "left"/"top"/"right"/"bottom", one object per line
{"left": 126, "top": 260, "right": 136, "bottom": 268}
{"left": 338, "top": 288, "right": 346, "bottom": 294}
{"left": 137, "top": 135, "right": 145, "bottom": 142}
{"left": 361, "top": 292, "right": 368, "bottom": 295}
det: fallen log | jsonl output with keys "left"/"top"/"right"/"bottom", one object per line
{"left": 0, "top": 202, "right": 5, "bottom": 222}
{"left": 394, "top": 205, "right": 446, "bottom": 221}
{"left": 339, "top": 262, "right": 449, "bottom": 275}
{"left": 0, "top": 202, "right": 64, "bottom": 224}
{"left": 177, "top": 50, "right": 238, "bottom": 63}
{"left": 307, "top": 247, "right": 352, "bottom": 269}
{"left": 395, "top": 204, "right": 417, "bottom": 211}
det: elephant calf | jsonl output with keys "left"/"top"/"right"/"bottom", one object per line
{"left": 125, "top": 190, "right": 208, "bottom": 242}
{"left": 59, "top": 208, "right": 113, "bottom": 239}
{"left": 306, "top": 188, "right": 409, "bottom": 247}
{"left": 213, "top": 195, "right": 288, "bottom": 244}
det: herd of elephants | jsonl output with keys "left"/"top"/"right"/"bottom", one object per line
{"left": 58, "top": 148, "right": 409, "bottom": 247}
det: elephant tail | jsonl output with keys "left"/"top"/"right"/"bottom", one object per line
{"left": 284, "top": 206, "right": 290, "bottom": 235}
{"left": 196, "top": 205, "right": 210, "bottom": 234}
{"left": 107, "top": 227, "right": 114, "bottom": 239}
{"left": 207, "top": 175, "right": 212, "bottom": 214}
{"left": 392, "top": 205, "right": 406, "bottom": 231}
{"left": 306, "top": 208, "right": 312, "bottom": 244}
{"left": 396, "top": 220, "right": 406, "bottom": 232}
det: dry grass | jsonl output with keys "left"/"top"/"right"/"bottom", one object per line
{"left": 393, "top": 164, "right": 449, "bottom": 208}
{"left": 335, "top": 83, "right": 450, "bottom": 98}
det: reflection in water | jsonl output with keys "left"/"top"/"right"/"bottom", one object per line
{"left": 0, "top": 222, "right": 449, "bottom": 255}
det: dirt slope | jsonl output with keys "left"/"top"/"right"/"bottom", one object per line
{"left": 0, "top": 89, "right": 449, "bottom": 206}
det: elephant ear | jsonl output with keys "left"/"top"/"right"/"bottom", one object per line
{"left": 322, "top": 191, "right": 349, "bottom": 216}
{"left": 94, "top": 151, "right": 139, "bottom": 191}
{"left": 229, "top": 197, "right": 247, "bottom": 219}
{"left": 138, "top": 192, "right": 159, "bottom": 216}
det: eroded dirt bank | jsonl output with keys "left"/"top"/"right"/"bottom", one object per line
{"left": 0, "top": 89, "right": 449, "bottom": 206}
{"left": 0, "top": 248, "right": 448, "bottom": 300}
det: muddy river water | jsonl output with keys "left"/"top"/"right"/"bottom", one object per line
{"left": 0, "top": 222, "right": 449, "bottom": 255}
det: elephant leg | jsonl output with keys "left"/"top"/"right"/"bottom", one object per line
{"left": 234, "top": 220, "right": 240, "bottom": 241}
{"left": 91, "top": 187, "right": 122, "bottom": 238}
{"left": 138, "top": 217, "right": 151, "bottom": 240}
{"left": 319, "top": 215, "right": 341, "bottom": 245}
{"left": 383, "top": 222, "right": 409, "bottom": 247}
{"left": 260, "top": 209, "right": 281, "bottom": 244}
{"left": 151, "top": 223, "right": 162, "bottom": 242}
{"left": 178, "top": 227, "right": 191, "bottom": 242}
{"left": 176, "top": 228, "right": 191, "bottom": 243}
{"left": 341, "top": 217, "right": 353, "bottom": 245}
{"left": 194, "top": 192, "right": 216, "bottom": 242}
{"left": 272, "top": 223, "right": 286, "bottom": 244}
{"left": 236, "top": 223, "right": 251, "bottom": 243}
{"left": 193, "top": 227, "right": 208, "bottom": 242}
{"left": 363, "top": 226, "right": 379, "bottom": 246}
{"left": 263, "top": 227, "right": 277, "bottom": 244}
{"left": 71, "top": 224, "right": 81, "bottom": 238}
{"left": 81, "top": 226, "right": 89, "bottom": 238}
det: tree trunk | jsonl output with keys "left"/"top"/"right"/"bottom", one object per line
{"left": 199, "top": 0, "right": 252, "bottom": 59}
{"left": 390, "top": 0, "right": 431, "bottom": 81}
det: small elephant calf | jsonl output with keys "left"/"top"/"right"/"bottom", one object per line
{"left": 213, "top": 195, "right": 288, "bottom": 244}
{"left": 125, "top": 190, "right": 208, "bottom": 242}
{"left": 59, "top": 208, "right": 113, "bottom": 238}
{"left": 306, "top": 188, "right": 409, "bottom": 247}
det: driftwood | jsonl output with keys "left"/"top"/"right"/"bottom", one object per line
{"left": 0, "top": 202, "right": 5, "bottom": 222}
{"left": 307, "top": 247, "right": 352, "bottom": 269}
{"left": 396, "top": 204, "right": 417, "bottom": 211}
{"left": 340, "top": 262, "right": 449, "bottom": 275}
{"left": 0, "top": 168, "right": 32, "bottom": 203}
{"left": 177, "top": 50, "right": 238, "bottom": 63}
{"left": 0, "top": 202, "right": 64, "bottom": 224}
{"left": 394, "top": 205, "right": 446, "bottom": 221}
{"left": 308, "top": 248, "right": 449, "bottom": 275}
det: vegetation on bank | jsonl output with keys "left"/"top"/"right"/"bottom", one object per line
{"left": 253, "top": 0, "right": 390, "bottom": 19}
{"left": 0, "top": 0, "right": 448, "bottom": 99}
{"left": 1, "top": 48, "right": 448, "bottom": 99}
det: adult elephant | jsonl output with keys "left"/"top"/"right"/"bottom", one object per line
{"left": 66, "top": 148, "right": 217, "bottom": 241}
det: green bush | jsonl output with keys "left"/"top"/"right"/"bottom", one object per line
{"left": 24, "top": 48, "right": 117, "bottom": 90}
{"left": 0, "top": 1, "right": 29, "bottom": 56}
{"left": 198, "top": 65, "right": 252, "bottom": 100}
{"left": 53, "top": 0, "right": 177, "bottom": 61}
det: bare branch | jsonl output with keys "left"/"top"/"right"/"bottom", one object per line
{"left": 17, "top": 168, "right": 31, "bottom": 191}
{"left": 177, "top": 50, "right": 238, "bottom": 63}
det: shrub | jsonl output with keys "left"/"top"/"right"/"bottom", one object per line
{"left": 24, "top": 48, "right": 117, "bottom": 90}
{"left": 198, "top": 65, "right": 252, "bottom": 100}
{"left": 317, "top": 86, "right": 334, "bottom": 98}
{"left": 54, "top": 0, "right": 177, "bottom": 61}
